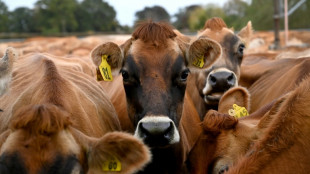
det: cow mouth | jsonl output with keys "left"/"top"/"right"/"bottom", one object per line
{"left": 203, "top": 92, "right": 223, "bottom": 105}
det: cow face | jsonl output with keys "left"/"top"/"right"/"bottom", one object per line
{"left": 195, "top": 17, "right": 252, "bottom": 106}
{"left": 0, "top": 104, "right": 150, "bottom": 174}
{"left": 91, "top": 22, "right": 221, "bottom": 148}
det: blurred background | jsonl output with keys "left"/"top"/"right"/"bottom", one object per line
{"left": 0, "top": 0, "right": 309, "bottom": 36}
{"left": 0, "top": 0, "right": 309, "bottom": 58}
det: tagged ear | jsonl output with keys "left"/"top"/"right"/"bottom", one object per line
{"left": 71, "top": 128, "right": 151, "bottom": 174}
{"left": 90, "top": 42, "right": 123, "bottom": 70}
{"left": 238, "top": 21, "right": 253, "bottom": 44}
{"left": 187, "top": 37, "right": 221, "bottom": 69}
{"left": 88, "top": 132, "right": 151, "bottom": 174}
{"left": 218, "top": 87, "right": 250, "bottom": 114}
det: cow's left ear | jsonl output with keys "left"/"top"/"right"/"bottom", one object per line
{"left": 71, "top": 128, "right": 151, "bottom": 174}
{"left": 91, "top": 42, "right": 123, "bottom": 70}
{"left": 238, "top": 21, "right": 253, "bottom": 44}
{"left": 218, "top": 86, "right": 250, "bottom": 114}
{"left": 187, "top": 37, "right": 221, "bottom": 70}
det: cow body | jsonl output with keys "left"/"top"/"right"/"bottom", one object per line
{"left": 92, "top": 22, "right": 222, "bottom": 173}
{"left": 0, "top": 53, "right": 150, "bottom": 174}
{"left": 189, "top": 76, "right": 310, "bottom": 174}
{"left": 187, "top": 17, "right": 252, "bottom": 120}
{"left": 240, "top": 56, "right": 310, "bottom": 112}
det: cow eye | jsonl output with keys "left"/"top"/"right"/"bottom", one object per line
{"left": 180, "top": 69, "right": 190, "bottom": 81}
{"left": 238, "top": 44, "right": 245, "bottom": 54}
{"left": 121, "top": 69, "right": 129, "bottom": 80}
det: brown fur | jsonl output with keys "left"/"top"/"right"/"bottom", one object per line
{"left": 226, "top": 76, "right": 310, "bottom": 174}
{"left": 187, "top": 18, "right": 253, "bottom": 120}
{"left": 10, "top": 104, "right": 71, "bottom": 135}
{"left": 190, "top": 76, "right": 310, "bottom": 174}
{"left": 240, "top": 56, "right": 310, "bottom": 112}
{"left": 93, "top": 21, "right": 222, "bottom": 173}
{"left": 132, "top": 21, "right": 177, "bottom": 47}
{"left": 203, "top": 17, "right": 228, "bottom": 31}
{"left": 0, "top": 53, "right": 151, "bottom": 174}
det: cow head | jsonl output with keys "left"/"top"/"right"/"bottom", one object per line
{"left": 91, "top": 22, "right": 221, "bottom": 148}
{"left": 0, "top": 104, "right": 151, "bottom": 174}
{"left": 196, "top": 88, "right": 284, "bottom": 174}
{"left": 0, "top": 47, "right": 18, "bottom": 97}
{"left": 195, "top": 17, "right": 252, "bottom": 106}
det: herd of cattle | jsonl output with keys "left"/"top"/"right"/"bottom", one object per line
{"left": 0, "top": 17, "right": 310, "bottom": 174}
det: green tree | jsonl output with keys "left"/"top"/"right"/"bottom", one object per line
{"left": 244, "top": 0, "right": 273, "bottom": 30}
{"left": 9, "top": 7, "right": 36, "bottom": 32}
{"left": 34, "top": 0, "right": 78, "bottom": 34}
{"left": 75, "top": 0, "right": 118, "bottom": 32}
{"left": 288, "top": 0, "right": 310, "bottom": 29}
{"left": 173, "top": 5, "right": 201, "bottom": 30}
{"left": 134, "top": 5, "right": 170, "bottom": 25}
{"left": 0, "top": 0, "right": 9, "bottom": 32}
{"left": 188, "top": 4, "right": 225, "bottom": 31}
{"left": 223, "top": 0, "right": 249, "bottom": 30}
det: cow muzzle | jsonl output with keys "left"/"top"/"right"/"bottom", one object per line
{"left": 134, "top": 116, "right": 180, "bottom": 147}
{"left": 203, "top": 68, "right": 238, "bottom": 105}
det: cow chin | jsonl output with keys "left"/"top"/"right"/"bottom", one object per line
{"left": 134, "top": 116, "right": 180, "bottom": 148}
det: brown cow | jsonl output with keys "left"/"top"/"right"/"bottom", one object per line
{"left": 91, "top": 21, "right": 222, "bottom": 174}
{"left": 190, "top": 76, "right": 310, "bottom": 174}
{"left": 0, "top": 48, "right": 18, "bottom": 97}
{"left": 240, "top": 56, "right": 310, "bottom": 112}
{"left": 187, "top": 17, "right": 253, "bottom": 120}
{"left": 0, "top": 53, "right": 150, "bottom": 174}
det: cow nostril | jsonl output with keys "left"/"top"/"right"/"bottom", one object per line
{"left": 227, "top": 73, "right": 234, "bottom": 82}
{"left": 210, "top": 75, "right": 217, "bottom": 84}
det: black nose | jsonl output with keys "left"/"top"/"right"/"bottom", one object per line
{"left": 209, "top": 71, "right": 236, "bottom": 91}
{"left": 138, "top": 121, "right": 174, "bottom": 147}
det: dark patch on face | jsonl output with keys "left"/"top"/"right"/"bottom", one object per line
{"left": 41, "top": 154, "right": 84, "bottom": 174}
{"left": 0, "top": 152, "right": 27, "bottom": 174}
{"left": 221, "top": 34, "right": 244, "bottom": 71}
{"left": 122, "top": 54, "right": 187, "bottom": 128}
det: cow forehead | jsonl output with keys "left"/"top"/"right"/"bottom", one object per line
{"left": 0, "top": 130, "right": 83, "bottom": 173}
{"left": 198, "top": 28, "right": 238, "bottom": 45}
{"left": 129, "top": 39, "right": 183, "bottom": 66}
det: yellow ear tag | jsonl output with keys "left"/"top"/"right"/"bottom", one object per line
{"left": 193, "top": 55, "right": 205, "bottom": 68}
{"left": 228, "top": 104, "right": 249, "bottom": 118}
{"left": 102, "top": 157, "right": 121, "bottom": 172}
{"left": 98, "top": 55, "right": 113, "bottom": 81}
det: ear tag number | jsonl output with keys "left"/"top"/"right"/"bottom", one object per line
{"left": 228, "top": 104, "right": 249, "bottom": 118}
{"left": 99, "top": 55, "right": 113, "bottom": 81}
{"left": 193, "top": 55, "right": 205, "bottom": 68}
{"left": 102, "top": 157, "right": 121, "bottom": 172}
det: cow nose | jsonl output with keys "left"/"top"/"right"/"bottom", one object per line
{"left": 208, "top": 71, "right": 236, "bottom": 91}
{"left": 135, "top": 116, "right": 180, "bottom": 147}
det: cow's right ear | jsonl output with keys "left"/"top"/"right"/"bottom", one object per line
{"left": 187, "top": 37, "right": 221, "bottom": 70}
{"left": 91, "top": 42, "right": 123, "bottom": 70}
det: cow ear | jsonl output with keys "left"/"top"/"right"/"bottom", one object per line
{"left": 0, "top": 47, "right": 18, "bottom": 96}
{"left": 218, "top": 87, "right": 250, "bottom": 114}
{"left": 91, "top": 42, "right": 123, "bottom": 70}
{"left": 71, "top": 128, "right": 151, "bottom": 174}
{"left": 187, "top": 37, "right": 221, "bottom": 70}
{"left": 238, "top": 21, "right": 253, "bottom": 44}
